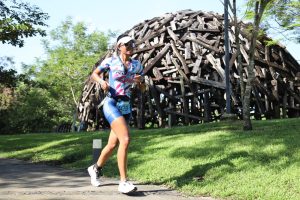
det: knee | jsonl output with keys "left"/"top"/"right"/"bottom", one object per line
{"left": 120, "top": 136, "right": 130, "bottom": 147}
{"left": 107, "top": 142, "right": 118, "bottom": 151}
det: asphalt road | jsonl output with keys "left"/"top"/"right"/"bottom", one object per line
{"left": 0, "top": 158, "right": 215, "bottom": 200}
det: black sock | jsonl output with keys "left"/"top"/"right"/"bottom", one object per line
{"left": 94, "top": 163, "right": 103, "bottom": 170}
{"left": 94, "top": 164, "right": 103, "bottom": 176}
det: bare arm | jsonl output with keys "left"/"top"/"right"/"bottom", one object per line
{"left": 133, "top": 74, "right": 146, "bottom": 93}
{"left": 91, "top": 67, "right": 110, "bottom": 92}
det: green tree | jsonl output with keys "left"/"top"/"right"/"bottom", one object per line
{"left": 241, "top": 0, "right": 269, "bottom": 130}
{"left": 0, "top": 58, "right": 33, "bottom": 134}
{"left": 0, "top": 57, "right": 17, "bottom": 121}
{"left": 5, "top": 82, "right": 61, "bottom": 133}
{"left": 30, "top": 17, "right": 110, "bottom": 127}
{"left": 229, "top": 0, "right": 299, "bottom": 130}
{"left": 260, "top": 0, "right": 300, "bottom": 44}
{"left": 0, "top": 0, "right": 49, "bottom": 47}
{"left": 1, "top": 17, "right": 111, "bottom": 134}
{"left": 0, "top": 57, "right": 18, "bottom": 87}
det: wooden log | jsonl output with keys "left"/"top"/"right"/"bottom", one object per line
{"left": 136, "top": 27, "right": 167, "bottom": 45}
{"left": 170, "top": 20, "right": 177, "bottom": 30}
{"left": 188, "top": 28, "right": 220, "bottom": 33}
{"left": 137, "top": 90, "right": 145, "bottom": 129}
{"left": 253, "top": 78, "right": 276, "bottom": 100}
{"left": 134, "top": 43, "right": 164, "bottom": 54}
{"left": 206, "top": 53, "right": 225, "bottom": 81}
{"left": 170, "top": 40, "right": 190, "bottom": 74}
{"left": 203, "top": 90, "right": 212, "bottom": 122}
{"left": 273, "top": 101, "right": 281, "bottom": 119}
{"left": 154, "top": 84, "right": 177, "bottom": 101}
{"left": 185, "top": 41, "right": 191, "bottom": 60}
{"left": 271, "top": 80, "right": 279, "bottom": 101}
{"left": 168, "top": 88, "right": 177, "bottom": 127}
{"left": 255, "top": 57, "right": 289, "bottom": 72}
{"left": 186, "top": 36, "right": 220, "bottom": 53}
{"left": 180, "top": 76, "right": 189, "bottom": 125}
{"left": 148, "top": 77, "right": 165, "bottom": 127}
{"left": 166, "top": 51, "right": 172, "bottom": 65}
{"left": 167, "top": 27, "right": 183, "bottom": 46}
{"left": 153, "top": 67, "right": 164, "bottom": 80}
{"left": 190, "top": 76, "right": 226, "bottom": 89}
{"left": 254, "top": 65, "right": 265, "bottom": 78}
{"left": 82, "top": 82, "right": 96, "bottom": 103}
{"left": 282, "top": 90, "right": 288, "bottom": 118}
{"left": 196, "top": 34, "right": 215, "bottom": 46}
{"left": 141, "top": 48, "right": 156, "bottom": 66}
{"left": 253, "top": 86, "right": 264, "bottom": 115}
{"left": 229, "top": 51, "right": 237, "bottom": 70}
{"left": 154, "top": 14, "right": 174, "bottom": 31}
{"left": 211, "top": 36, "right": 221, "bottom": 56}
{"left": 171, "top": 57, "right": 190, "bottom": 82}
{"left": 164, "top": 107, "right": 204, "bottom": 120}
{"left": 162, "top": 68, "right": 178, "bottom": 75}
{"left": 143, "top": 44, "right": 170, "bottom": 74}
{"left": 240, "top": 44, "right": 249, "bottom": 64}
{"left": 192, "top": 56, "right": 202, "bottom": 74}
{"left": 137, "top": 23, "right": 149, "bottom": 40}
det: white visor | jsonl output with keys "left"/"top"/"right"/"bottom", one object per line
{"left": 117, "top": 36, "right": 134, "bottom": 46}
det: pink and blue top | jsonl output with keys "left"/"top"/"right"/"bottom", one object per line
{"left": 97, "top": 55, "right": 144, "bottom": 98}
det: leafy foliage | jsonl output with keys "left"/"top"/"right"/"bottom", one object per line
{"left": 1, "top": 17, "right": 111, "bottom": 134}
{"left": 0, "top": 57, "right": 18, "bottom": 112}
{"left": 0, "top": 17, "right": 111, "bottom": 134}
{"left": 0, "top": 0, "right": 49, "bottom": 47}
{"left": 244, "top": 0, "right": 300, "bottom": 43}
{"left": 34, "top": 17, "right": 109, "bottom": 113}
{"left": 0, "top": 57, "right": 17, "bottom": 87}
{"left": 6, "top": 82, "right": 62, "bottom": 133}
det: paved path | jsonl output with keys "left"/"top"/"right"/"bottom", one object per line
{"left": 0, "top": 158, "right": 215, "bottom": 200}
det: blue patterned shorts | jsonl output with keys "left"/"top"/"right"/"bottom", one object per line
{"left": 102, "top": 97, "right": 131, "bottom": 125}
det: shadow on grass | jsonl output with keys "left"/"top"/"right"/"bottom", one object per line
{"left": 168, "top": 151, "right": 249, "bottom": 185}
{"left": 127, "top": 119, "right": 300, "bottom": 191}
{"left": 0, "top": 132, "right": 101, "bottom": 167}
{"left": 1, "top": 118, "right": 299, "bottom": 195}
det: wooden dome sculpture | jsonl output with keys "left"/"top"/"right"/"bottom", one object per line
{"left": 77, "top": 9, "right": 300, "bottom": 130}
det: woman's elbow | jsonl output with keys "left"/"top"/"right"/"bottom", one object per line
{"left": 91, "top": 69, "right": 99, "bottom": 81}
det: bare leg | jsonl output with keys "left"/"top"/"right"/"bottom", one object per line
{"left": 110, "top": 116, "right": 130, "bottom": 182}
{"left": 96, "top": 130, "right": 119, "bottom": 167}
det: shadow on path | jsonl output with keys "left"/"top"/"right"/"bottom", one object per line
{"left": 0, "top": 158, "right": 214, "bottom": 200}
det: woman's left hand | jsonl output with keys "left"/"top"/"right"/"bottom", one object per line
{"left": 133, "top": 74, "right": 144, "bottom": 84}
{"left": 133, "top": 74, "right": 146, "bottom": 92}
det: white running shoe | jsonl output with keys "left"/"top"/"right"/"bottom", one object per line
{"left": 87, "top": 164, "right": 102, "bottom": 187}
{"left": 118, "top": 181, "right": 137, "bottom": 194}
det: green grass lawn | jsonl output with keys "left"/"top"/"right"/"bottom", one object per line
{"left": 0, "top": 118, "right": 299, "bottom": 200}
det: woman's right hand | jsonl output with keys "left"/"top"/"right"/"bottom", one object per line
{"left": 92, "top": 68, "right": 110, "bottom": 92}
{"left": 100, "top": 80, "right": 110, "bottom": 92}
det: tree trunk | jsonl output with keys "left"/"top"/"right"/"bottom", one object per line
{"left": 243, "top": 61, "right": 254, "bottom": 130}
{"left": 242, "top": 0, "right": 268, "bottom": 130}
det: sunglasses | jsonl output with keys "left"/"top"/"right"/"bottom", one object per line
{"left": 123, "top": 41, "right": 136, "bottom": 49}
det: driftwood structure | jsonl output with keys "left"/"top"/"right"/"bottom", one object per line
{"left": 77, "top": 10, "right": 300, "bottom": 130}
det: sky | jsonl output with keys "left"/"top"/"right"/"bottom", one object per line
{"left": 1, "top": 0, "right": 299, "bottom": 71}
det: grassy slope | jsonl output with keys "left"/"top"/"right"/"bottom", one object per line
{"left": 0, "top": 118, "right": 299, "bottom": 200}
